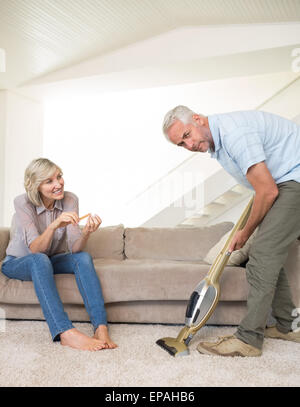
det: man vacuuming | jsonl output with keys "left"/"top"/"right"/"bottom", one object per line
{"left": 162, "top": 106, "right": 300, "bottom": 357}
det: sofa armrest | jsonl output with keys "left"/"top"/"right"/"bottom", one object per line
{"left": 0, "top": 227, "right": 10, "bottom": 261}
{"left": 285, "top": 239, "right": 300, "bottom": 308}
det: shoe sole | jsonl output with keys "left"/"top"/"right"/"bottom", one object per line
{"left": 265, "top": 333, "right": 300, "bottom": 343}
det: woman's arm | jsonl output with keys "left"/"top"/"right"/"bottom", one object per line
{"left": 71, "top": 229, "right": 91, "bottom": 253}
{"left": 29, "top": 225, "right": 56, "bottom": 254}
{"left": 29, "top": 212, "right": 79, "bottom": 254}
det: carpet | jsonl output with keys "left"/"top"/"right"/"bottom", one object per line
{"left": 0, "top": 320, "right": 299, "bottom": 387}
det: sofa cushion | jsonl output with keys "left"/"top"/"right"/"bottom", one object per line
{"left": 83, "top": 224, "right": 124, "bottom": 260}
{"left": 124, "top": 222, "right": 233, "bottom": 261}
{"left": 92, "top": 259, "right": 249, "bottom": 303}
{"left": 0, "top": 301, "right": 249, "bottom": 325}
{"left": 0, "top": 258, "right": 249, "bottom": 305}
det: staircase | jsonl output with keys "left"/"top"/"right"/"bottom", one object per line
{"left": 178, "top": 184, "right": 252, "bottom": 227}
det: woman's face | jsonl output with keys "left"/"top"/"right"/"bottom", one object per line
{"left": 38, "top": 168, "right": 64, "bottom": 208}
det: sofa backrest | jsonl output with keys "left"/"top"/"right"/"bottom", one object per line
{"left": 83, "top": 224, "right": 125, "bottom": 259}
{"left": 0, "top": 224, "right": 125, "bottom": 261}
{"left": 124, "top": 222, "right": 233, "bottom": 261}
{"left": 0, "top": 222, "right": 234, "bottom": 262}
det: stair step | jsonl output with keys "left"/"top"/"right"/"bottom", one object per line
{"left": 178, "top": 183, "right": 253, "bottom": 227}
{"left": 231, "top": 184, "right": 249, "bottom": 194}
{"left": 182, "top": 214, "right": 210, "bottom": 223}
{"left": 186, "top": 218, "right": 212, "bottom": 227}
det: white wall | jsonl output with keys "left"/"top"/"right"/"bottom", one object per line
{"left": 1, "top": 91, "right": 43, "bottom": 226}
{"left": 44, "top": 88, "right": 191, "bottom": 226}
{"left": 43, "top": 71, "right": 296, "bottom": 227}
{"left": 2, "top": 71, "right": 299, "bottom": 228}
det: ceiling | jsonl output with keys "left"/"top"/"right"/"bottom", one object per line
{"left": 0, "top": 0, "right": 300, "bottom": 91}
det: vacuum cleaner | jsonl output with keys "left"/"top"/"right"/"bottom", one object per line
{"left": 156, "top": 196, "right": 254, "bottom": 357}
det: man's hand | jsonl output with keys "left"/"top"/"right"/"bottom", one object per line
{"left": 228, "top": 229, "right": 249, "bottom": 253}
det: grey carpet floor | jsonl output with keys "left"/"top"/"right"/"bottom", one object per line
{"left": 0, "top": 320, "right": 300, "bottom": 387}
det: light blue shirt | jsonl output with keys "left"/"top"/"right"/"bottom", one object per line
{"left": 207, "top": 110, "right": 300, "bottom": 190}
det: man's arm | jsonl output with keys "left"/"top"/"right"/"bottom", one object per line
{"left": 229, "top": 161, "right": 278, "bottom": 252}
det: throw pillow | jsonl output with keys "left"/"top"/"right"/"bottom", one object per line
{"left": 203, "top": 227, "right": 258, "bottom": 266}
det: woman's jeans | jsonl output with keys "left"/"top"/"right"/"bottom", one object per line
{"left": 1, "top": 251, "right": 107, "bottom": 341}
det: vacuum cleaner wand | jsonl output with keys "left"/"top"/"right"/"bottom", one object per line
{"left": 156, "top": 196, "right": 254, "bottom": 357}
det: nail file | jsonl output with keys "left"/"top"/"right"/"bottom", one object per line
{"left": 79, "top": 213, "right": 90, "bottom": 221}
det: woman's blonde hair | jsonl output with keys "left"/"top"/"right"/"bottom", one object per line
{"left": 24, "top": 158, "right": 63, "bottom": 207}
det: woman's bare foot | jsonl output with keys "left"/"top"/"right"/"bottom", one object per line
{"left": 60, "top": 328, "right": 106, "bottom": 351}
{"left": 93, "top": 325, "right": 117, "bottom": 349}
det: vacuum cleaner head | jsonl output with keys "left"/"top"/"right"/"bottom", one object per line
{"left": 156, "top": 326, "right": 193, "bottom": 357}
{"left": 156, "top": 280, "right": 218, "bottom": 357}
{"left": 156, "top": 337, "right": 189, "bottom": 357}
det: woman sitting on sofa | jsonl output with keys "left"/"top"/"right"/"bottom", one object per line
{"left": 1, "top": 157, "right": 117, "bottom": 351}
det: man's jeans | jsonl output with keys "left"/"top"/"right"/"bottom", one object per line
{"left": 235, "top": 181, "right": 300, "bottom": 349}
{"left": 1, "top": 251, "right": 107, "bottom": 341}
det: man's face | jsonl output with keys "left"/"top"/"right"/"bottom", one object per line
{"left": 167, "top": 117, "right": 213, "bottom": 153}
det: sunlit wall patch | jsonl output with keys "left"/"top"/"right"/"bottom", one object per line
{"left": 0, "top": 48, "right": 6, "bottom": 73}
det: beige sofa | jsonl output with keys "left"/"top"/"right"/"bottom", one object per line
{"left": 0, "top": 223, "right": 299, "bottom": 326}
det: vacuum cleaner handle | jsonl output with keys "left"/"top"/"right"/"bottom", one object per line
{"left": 156, "top": 196, "right": 255, "bottom": 355}
{"left": 184, "top": 195, "right": 255, "bottom": 336}
{"left": 208, "top": 195, "right": 254, "bottom": 283}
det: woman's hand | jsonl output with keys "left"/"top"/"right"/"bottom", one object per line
{"left": 50, "top": 211, "right": 79, "bottom": 230}
{"left": 82, "top": 214, "right": 102, "bottom": 235}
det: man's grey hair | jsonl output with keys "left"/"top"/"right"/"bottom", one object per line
{"left": 162, "top": 105, "right": 205, "bottom": 143}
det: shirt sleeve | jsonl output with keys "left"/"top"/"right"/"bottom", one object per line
{"left": 64, "top": 193, "right": 82, "bottom": 251}
{"left": 224, "top": 127, "right": 266, "bottom": 176}
{"left": 14, "top": 196, "right": 40, "bottom": 248}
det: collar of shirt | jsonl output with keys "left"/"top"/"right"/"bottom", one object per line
{"left": 36, "top": 198, "right": 63, "bottom": 215}
{"left": 207, "top": 115, "right": 221, "bottom": 158}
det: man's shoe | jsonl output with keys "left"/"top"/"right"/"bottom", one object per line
{"left": 197, "top": 335, "right": 262, "bottom": 357}
{"left": 265, "top": 326, "right": 300, "bottom": 343}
